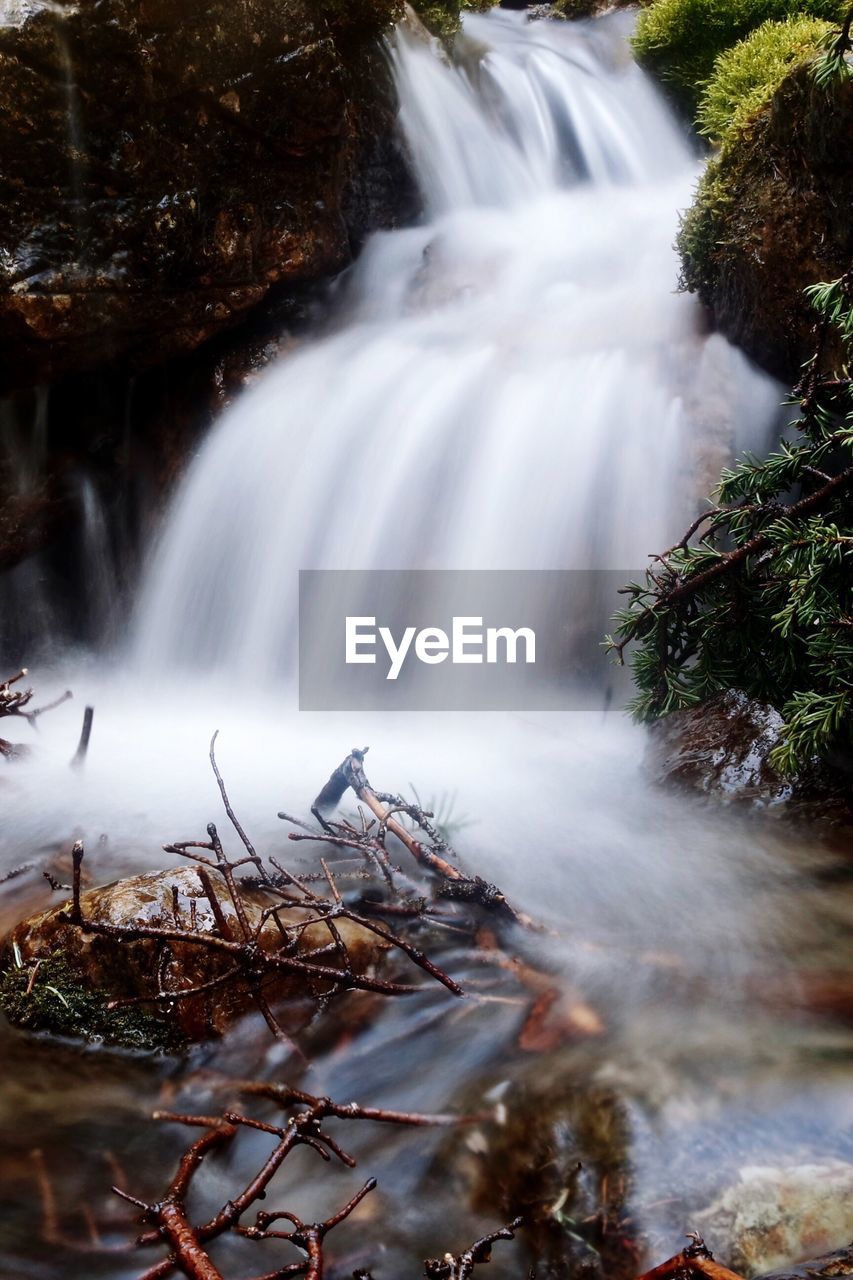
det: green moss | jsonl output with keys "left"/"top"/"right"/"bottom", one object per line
{"left": 676, "top": 59, "right": 853, "bottom": 374}
{"left": 411, "top": 0, "right": 494, "bottom": 40}
{"left": 552, "top": 0, "right": 602, "bottom": 16}
{"left": 319, "top": 0, "right": 493, "bottom": 41}
{"left": 698, "top": 15, "right": 831, "bottom": 142}
{"left": 632, "top": 0, "right": 845, "bottom": 108}
{"left": 678, "top": 17, "right": 830, "bottom": 291}
{"left": 552, "top": 0, "right": 640, "bottom": 15}
{"left": 0, "top": 951, "right": 186, "bottom": 1053}
{"left": 676, "top": 157, "right": 728, "bottom": 298}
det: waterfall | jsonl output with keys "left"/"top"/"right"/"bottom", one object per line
{"left": 132, "top": 9, "right": 780, "bottom": 677}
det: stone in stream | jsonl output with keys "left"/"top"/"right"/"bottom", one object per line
{"left": 693, "top": 1162, "right": 853, "bottom": 1278}
{"left": 755, "top": 1243, "right": 853, "bottom": 1280}
{"left": 647, "top": 690, "right": 853, "bottom": 827}
{"left": 0, "top": 865, "right": 390, "bottom": 1049}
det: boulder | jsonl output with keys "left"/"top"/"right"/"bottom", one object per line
{"left": 694, "top": 1162, "right": 853, "bottom": 1277}
{"left": 0, "top": 0, "right": 413, "bottom": 390}
{"left": 647, "top": 689, "right": 853, "bottom": 824}
{"left": 1, "top": 865, "right": 389, "bottom": 1044}
{"left": 755, "top": 1244, "right": 853, "bottom": 1280}
{"left": 678, "top": 65, "right": 853, "bottom": 379}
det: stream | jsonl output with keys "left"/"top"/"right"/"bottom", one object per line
{"left": 2, "top": 10, "right": 853, "bottom": 1280}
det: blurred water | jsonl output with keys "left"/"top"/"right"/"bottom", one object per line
{"left": 132, "top": 11, "right": 779, "bottom": 677}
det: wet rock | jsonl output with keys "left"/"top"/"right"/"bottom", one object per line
{"left": 1, "top": 865, "right": 389, "bottom": 1045}
{"left": 0, "top": 0, "right": 414, "bottom": 390}
{"left": 755, "top": 1244, "right": 853, "bottom": 1280}
{"left": 649, "top": 691, "right": 791, "bottom": 804}
{"left": 648, "top": 690, "right": 853, "bottom": 824}
{"left": 694, "top": 1162, "right": 853, "bottom": 1277}
{"left": 678, "top": 66, "right": 853, "bottom": 380}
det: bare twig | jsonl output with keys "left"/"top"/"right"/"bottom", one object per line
{"left": 424, "top": 1218, "right": 524, "bottom": 1280}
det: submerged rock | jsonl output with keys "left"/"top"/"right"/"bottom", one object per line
{"left": 0, "top": 0, "right": 413, "bottom": 390}
{"left": 648, "top": 690, "right": 853, "bottom": 824}
{"left": 451, "top": 1078, "right": 636, "bottom": 1280}
{"left": 1, "top": 865, "right": 389, "bottom": 1046}
{"left": 694, "top": 1161, "right": 853, "bottom": 1277}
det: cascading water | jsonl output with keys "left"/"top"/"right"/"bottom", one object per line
{"left": 132, "top": 10, "right": 780, "bottom": 676}
{"left": 4, "top": 14, "right": 853, "bottom": 1280}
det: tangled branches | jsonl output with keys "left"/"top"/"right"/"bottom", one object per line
{"left": 286, "top": 746, "right": 530, "bottom": 927}
{"left": 100, "top": 1081, "right": 516, "bottom": 1280}
{"left": 0, "top": 668, "right": 72, "bottom": 758}
{"left": 19, "top": 740, "right": 540, "bottom": 1277}
{"left": 54, "top": 739, "right": 469, "bottom": 1054}
{"left": 607, "top": 271, "right": 853, "bottom": 773}
{"left": 44, "top": 735, "right": 539, "bottom": 1054}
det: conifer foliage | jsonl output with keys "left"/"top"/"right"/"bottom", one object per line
{"left": 608, "top": 271, "right": 853, "bottom": 773}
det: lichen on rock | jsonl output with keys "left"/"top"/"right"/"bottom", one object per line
{"left": 695, "top": 1162, "right": 853, "bottom": 1277}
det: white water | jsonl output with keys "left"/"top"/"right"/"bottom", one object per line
{"left": 132, "top": 10, "right": 779, "bottom": 677}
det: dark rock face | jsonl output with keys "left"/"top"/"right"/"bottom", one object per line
{"left": 0, "top": 0, "right": 412, "bottom": 390}
{"left": 679, "top": 67, "right": 853, "bottom": 379}
{"left": 648, "top": 689, "right": 853, "bottom": 824}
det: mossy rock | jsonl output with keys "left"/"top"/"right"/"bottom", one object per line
{"left": 551, "top": 0, "right": 643, "bottom": 18}
{"left": 677, "top": 63, "right": 853, "bottom": 376}
{"left": 414, "top": 0, "right": 496, "bottom": 40}
{"left": 319, "top": 0, "right": 405, "bottom": 39}
{"left": 632, "top": 0, "right": 846, "bottom": 110}
{"left": 697, "top": 15, "right": 832, "bottom": 143}
{"left": 1, "top": 866, "right": 390, "bottom": 1047}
